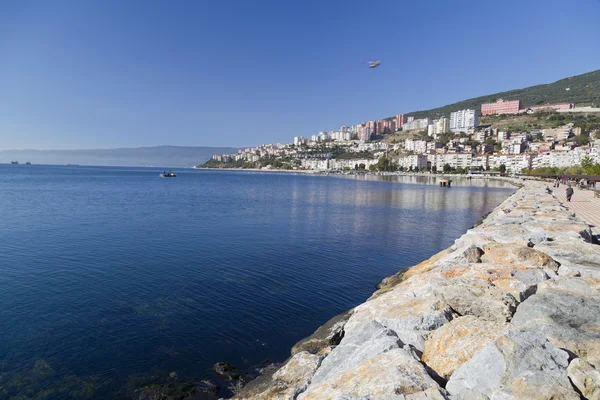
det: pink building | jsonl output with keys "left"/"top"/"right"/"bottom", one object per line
{"left": 396, "top": 114, "right": 407, "bottom": 128}
{"left": 481, "top": 99, "right": 521, "bottom": 115}
{"left": 523, "top": 103, "right": 574, "bottom": 113}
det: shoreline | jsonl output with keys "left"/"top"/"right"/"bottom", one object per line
{"left": 229, "top": 179, "right": 600, "bottom": 399}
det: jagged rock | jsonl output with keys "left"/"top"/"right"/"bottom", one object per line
{"left": 446, "top": 330, "right": 579, "bottom": 400}
{"left": 291, "top": 309, "right": 352, "bottom": 355}
{"left": 422, "top": 316, "right": 508, "bottom": 380}
{"left": 299, "top": 348, "right": 445, "bottom": 400}
{"left": 537, "top": 238, "right": 600, "bottom": 271}
{"left": 232, "top": 351, "right": 322, "bottom": 400}
{"left": 511, "top": 281, "right": 600, "bottom": 366}
{"left": 433, "top": 278, "right": 517, "bottom": 322}
{"left": 439, "top": 262, "right": 549, "bottom": 302}
{"left": 462, "top": 245, "right": 484, "bottom": 263}
{"left": 308, "top": 321, "right": 401, "bottom": 386}
{"left": 479, "top": 243, "right": 559, "bottom": 271}
{"left": 567, "top": 358, "right": 600, "bottom": 400}
{"left": 348, "top": 280, "right": 453, "bottom": 351}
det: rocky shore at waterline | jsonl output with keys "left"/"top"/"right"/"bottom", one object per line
{"left": 230, "top": 180, "right": 600, "bottom": 400}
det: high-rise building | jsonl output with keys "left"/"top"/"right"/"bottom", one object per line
{"left": 395, "top": 114, "right": 407, "bottom": 129}
{"left": 450, "top": 109, "right": 479, "bottom": 132}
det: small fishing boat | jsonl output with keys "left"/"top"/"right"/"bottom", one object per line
{"left": 11, "top": 161, "right": 19, "bottom": 164}
{"left": 159, "top": 171, "right": 177, "bottom": 178}
{"left": 26, "top": 161, "right": 31, "bottom": 165}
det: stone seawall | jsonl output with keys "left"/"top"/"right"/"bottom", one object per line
{"left": 231, "top": 180, "right": 600, "bottom": 400}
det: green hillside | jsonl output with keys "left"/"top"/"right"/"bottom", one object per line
{"left": 406, "top": 69, "right": 600, "bottom": 119}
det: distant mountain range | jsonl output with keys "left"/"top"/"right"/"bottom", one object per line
{"left": 0, "top": 145, "right": 239, "bottom": 167}
{"left": 406, "top": 69, "right": 600, "bottom": 119}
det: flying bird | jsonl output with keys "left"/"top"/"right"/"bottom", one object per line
{"left": 362, "top": 60, "right": 381, "bottom": 68}
{"left": 368, "top": 60, "right": 380, "bottom": 68}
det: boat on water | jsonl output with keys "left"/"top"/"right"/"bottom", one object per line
{"left": 10, "top": 161, "right": 18, "bottom": 164}
{"left": 160, "top": 171, "right": 177, "bottom": 178}
{"left": 25, "top": 161, "right": 31, "bottom": 165}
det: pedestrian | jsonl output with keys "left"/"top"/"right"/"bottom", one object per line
{"left": 566, "top": 185, "right": 574, "bottom": 202}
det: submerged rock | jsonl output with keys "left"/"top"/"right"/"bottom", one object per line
{"left": 291, "top": 309, "right": 352, "bottom": 355}
{"left": 134, "top": 381, "right": 219, "bottom": 400}
{"left": 213, "top": 362, "right": 245, "bottom": 381}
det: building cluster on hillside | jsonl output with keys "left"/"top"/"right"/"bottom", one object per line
{"left": 208, "top": 97, "right": 598, "bottom": 174}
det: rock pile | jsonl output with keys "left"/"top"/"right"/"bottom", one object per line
{"left": 231, "top": 181, "right": 600, "bottom": 400}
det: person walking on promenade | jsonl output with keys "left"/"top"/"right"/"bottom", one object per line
{"left": 566, "top": 185, "right": 574, "bottom": 202}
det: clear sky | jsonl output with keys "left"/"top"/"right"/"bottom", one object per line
{"left": 1, "top": 0, "right": 599, "bottom": 150}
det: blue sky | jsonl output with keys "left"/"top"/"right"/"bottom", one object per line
{"left": 1, "top": 0, "right": 599, "bottom": 150}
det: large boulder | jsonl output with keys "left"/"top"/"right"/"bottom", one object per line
{"left": 232, "top": 351, "right": 322, "bottom": 400}
{"left": 446, "top": 330, "right": 579, "bottom": 400}
{"left": 567, "top": 358, "right": 600, "bottom": 400}
{"left": 422, "top": 316, "right": 508, "bottom": 380}
{"left": 307, "top": 321, "right": 401, "bottom": 386}
{"left": 433, "top": 278, "right": 517, "bottom": 322}
{"left": 511, "top": 278, "right": 600, "bottom": 366}
{"left": 291, "top": 309, "right": 352, "bottom": 355}
{"left": 347, "top": 280, "right": 453, "bottom": 351}
{"left": 299, "top": 348, "right": 446, "bottom": 400}
{"left": 479, "top": 243, "right": 559, "bottom": 271}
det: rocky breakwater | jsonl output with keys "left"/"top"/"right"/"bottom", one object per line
{"left": 230, "top": 180, "right": 600, "bottom": 400}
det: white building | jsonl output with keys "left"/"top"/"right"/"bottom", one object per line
{"left": 450, "top": 109, "right": 479, "bottom": 133}
{"left": 403, "top": 118, "right": 431, "bottom": 131}
{"left": 396, "top": 155, "right": 428, "bottom": 170}
{"left": 433, "top": 153, "right": 473, "bottom": 170}
{"left": 404, "top": 139, "right": 428, "bottom": 154}
{"left": 294, "top": 136, "right": 307, "bottom": 146}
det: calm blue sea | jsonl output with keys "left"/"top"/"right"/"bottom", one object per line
{"left": 0, "top": 165, "right": 514, "bottom": 399}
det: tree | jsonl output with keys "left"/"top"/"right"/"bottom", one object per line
{"left": 573, "top": 134, "right": 591, "bottom": 146}
{"left": 377, "top": 156, "right": 391, "bottom": 171}
{"left": 535, "top": 132, "right": 544, "bottom": 141}
{"left": 414, "top": 166, "right": 420, "bottom": 173}
{"left": 581, "top": 157, "right": 600, "bottom": 175}
{"left": 431, "top": 166, "right": 437, "bottom": 173}
{"left": 369, "top": 164, "right": 377, "bottom": 172}
{"left": 358, "top": 163, "right": 366, "bottom": 171}
{"left": 443, "top": 163, "right": 452, "bottom": 173}
{"left": 499, "top": 164, "right": 507, "bottom": 174}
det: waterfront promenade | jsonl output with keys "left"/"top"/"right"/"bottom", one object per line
{"left": 553, "top": 185, "right": 600, "bottom": 237}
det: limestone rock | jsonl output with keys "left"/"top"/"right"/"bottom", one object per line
{"left": 567, "top": 358, "right": 600, "bottom": 400}
{"left": 434, "top": 278, "right": 517, "bottom": 322}
{"left": 232, "top": 351, "right": 322, "bottom": 400}
{"left": 291, "top": 309, "right": 352, "bottom": 355}
{"left": 422, "top": 316, "right": 508, "bottom": 380}
{"left": 299, "top": 348, "right": 445, "bottom": 400}
{"left": 308, "top": 320, "right": 401, "bottom": 386}
{"left": 348, "top": 282, "right": 453, "bottom": 351}
{"left": 446, "top": 330, "right": 579, "bottom": 400}
{"left": 511, "top": 283, "right": 600, "bottom": 366}
{"left": 480, "top": 243, "right": 559, "bottom": 271}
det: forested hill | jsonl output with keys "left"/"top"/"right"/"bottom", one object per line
{"left": 406, "top": 69, "right": 600, "bottom": 119}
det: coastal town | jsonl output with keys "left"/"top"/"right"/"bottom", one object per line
{"left": 203, "top": 99, "right": 600, "bottom": 175}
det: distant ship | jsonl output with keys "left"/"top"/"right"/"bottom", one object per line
{"left": 159, "top": 171, "right": 177, "bottom": 178}
{"left": 10, "top": 161, "right": 18, "bottom": 164}
{"left": 26, "top": 161, "right": 31, "bottom": 165}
